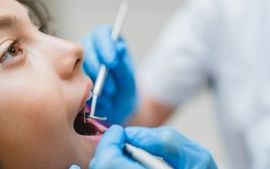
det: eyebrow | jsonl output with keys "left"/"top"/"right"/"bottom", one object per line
{"left": 0, "top": 15, "right": 18, "bottom": 30}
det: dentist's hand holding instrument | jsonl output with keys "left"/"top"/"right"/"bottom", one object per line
{"left": 82, "top": 1, "right": 137, "bottom": 125}
{"left": 70, "top": 126, "right": 218, "bottom": 169}
{"left": 89, "top": 126, "right": 218, "bottom": 169}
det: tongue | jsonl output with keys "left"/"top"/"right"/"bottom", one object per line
{"left": 87, "top": 118, "right": 107, "bottom": 133}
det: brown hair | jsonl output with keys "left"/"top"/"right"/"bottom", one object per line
{"left": 16, "top": 0, "right": 50, "bottom": 33}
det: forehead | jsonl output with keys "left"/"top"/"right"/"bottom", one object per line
{"left": 0, "top": 0, "right": 28, "bottom": 19}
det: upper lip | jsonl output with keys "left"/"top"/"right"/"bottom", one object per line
{"left": 78, "top": 82, "right": 92, "bottom": 113}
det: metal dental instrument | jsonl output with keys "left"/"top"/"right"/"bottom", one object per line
{"left": 84, "top": 91, "right": 93, "bottom": 123}
{"left": 88, "top": 1, "right": 129, "bottom": 121}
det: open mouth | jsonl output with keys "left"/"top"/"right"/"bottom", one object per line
{"left": 73, "top": 104, "right": 107, "bottom": 136}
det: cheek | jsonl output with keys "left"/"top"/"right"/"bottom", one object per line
{"left": 0, "top": 58, "right": 95, "bottom": 167}
{"left": 0, "top": 62, "right": 64, "bottom": 128}
{"left": 0, "top": 75, "right": 65, "bottom": 143}
{"left": 0, "top": 74, "right": 77, "bottom": 166}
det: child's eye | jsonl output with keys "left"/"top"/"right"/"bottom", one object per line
{"left": 0, "top": 40, "right": 24, "bottom": 64}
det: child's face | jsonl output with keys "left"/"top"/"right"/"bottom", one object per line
{"left": 0, "top": 0, "right": 98, "bottom": 168}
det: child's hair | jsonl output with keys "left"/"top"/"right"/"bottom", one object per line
{"left": 16, "top": 0, "right": 50, "bottom": 33}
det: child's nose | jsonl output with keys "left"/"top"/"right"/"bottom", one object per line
{"left": 54, "top": 40, "right": 84, "bottom": 79}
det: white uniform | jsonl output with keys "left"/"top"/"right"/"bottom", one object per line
{"left": 140, "top": 0, "right": 270, "bottom": 169}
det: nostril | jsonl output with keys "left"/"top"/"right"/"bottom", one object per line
{"left": 74, "top": 58, "right": 82, "bottom": 70}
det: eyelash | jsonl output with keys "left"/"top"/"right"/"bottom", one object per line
{"left": 0, "top": 37, "right": 24, "bottom": 65}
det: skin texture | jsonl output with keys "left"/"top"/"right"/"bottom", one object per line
{"left": 0, "top": 0, "right": 95, "bottom": 168}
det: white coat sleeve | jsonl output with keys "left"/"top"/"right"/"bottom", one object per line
{"left": 139, "top": 0, "right": 222, "bottom": 107}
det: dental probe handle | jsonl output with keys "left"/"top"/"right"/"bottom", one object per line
{"left": 89, "top": 65, "right": 108, "bottom": 120}
{"left": 111, "top": 1, "right": 129, "bottom": 41}
{"left": 93, "top": 65, "right": 108, "bottom": 96}
{"left": 125, "top": 144, "right": 173, "bottom": 169}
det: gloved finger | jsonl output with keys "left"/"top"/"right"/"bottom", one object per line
{"left": 91, "top": 125, "right": 146, "bottom": 169}
{"left": 110, "top": 40, "right": 136, "bottom": 89}
{"left": 84, "top": 60, "right": 116, "bottom": 98}
{"left": 96, "top": 97, "right": 129, "bottom": 125}
{"left": 102, "top": 72, "right": 116, "bottom": 96}
{"left": 126, "top": 127, "right": 218, "bottom": 169}
{"left": 96, "top": 95, "right": 113, "bottom": 111}
{"left": 94, "top": 96, "right": 113, "bottom": 119}
{"left": 95, "top": 125, "right": 125, "bottom": 157}
{"left": 82, "top": 52, "right": 99, "bottom": 81}
{"left": 82, "top": 26, "right": 117, "bottom": 92}
{"left": 92, "top": 25, "right": 118, "bottom": 68}
{"left": 69, "top": 165, "right": 81, "bottom": 169}
{"left": 125, "top": 127, "right": 184, "bottom": 168}
{"left": 91, "top": 25, "right": 136, "bottom": 92}
{"left": 87, "top": 92, "right": 126, "bottom": 125}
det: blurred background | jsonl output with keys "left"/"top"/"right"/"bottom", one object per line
{"left": 42, "top": 0, "right": 229, "bottom": 168}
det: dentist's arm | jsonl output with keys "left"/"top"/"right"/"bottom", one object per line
{"left": 89, "top": 125, "right": 218, "bottom": 169}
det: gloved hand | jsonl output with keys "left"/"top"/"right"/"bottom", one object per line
{"left": 82, "top": 25, "right": 137, "bottom": 125}
{"left": 90, "top": 125, "right": 218, "bottom": 169}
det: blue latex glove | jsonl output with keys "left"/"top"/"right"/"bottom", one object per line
{"left": 90, "top": 125, "right": 218, "bottom": 169}
{"left": 69, "top": 165, "right": 80, "bottom": 169}
{"left": 82, "top": 25, "right": 137, "bottom": 125}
